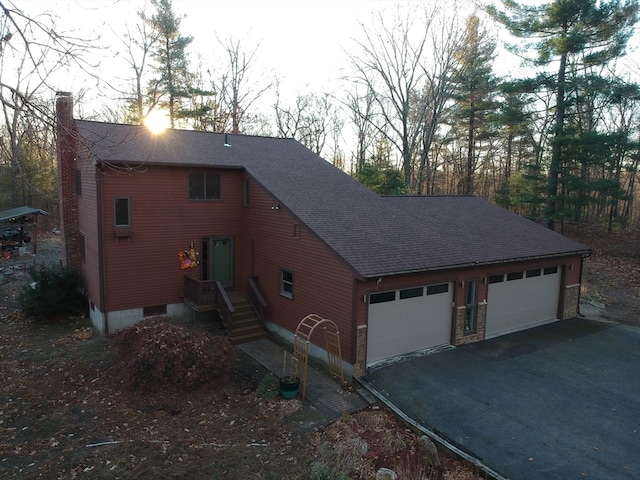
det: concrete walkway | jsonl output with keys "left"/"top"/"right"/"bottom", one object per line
{"left": 238, "top": 338, "right": 370, "bottom": 419}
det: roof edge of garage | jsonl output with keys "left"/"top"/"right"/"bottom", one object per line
{"left": 363, "top": 249, "right": 592, "bottom": 279}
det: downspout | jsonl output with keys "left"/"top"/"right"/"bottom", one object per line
{"left": 577, "top": 253, "right": 589, "bottom": 317}
{"left": 96, "top": 167, "right": 109, "bottom": 335}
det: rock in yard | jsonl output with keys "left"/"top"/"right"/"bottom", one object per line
{"left": 419, "top": 435, "right": 440, "bottom": 465}
{"left": 375, "top": 467, "right": 397, "bottom": 480}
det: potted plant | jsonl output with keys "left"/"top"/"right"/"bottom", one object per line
{"left": 279, "top": 351, "right": 300, "bottom": 399}
{"left": 278, "top": 376, "right": 300, "bottom": 399}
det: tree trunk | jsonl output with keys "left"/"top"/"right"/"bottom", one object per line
{"left": 544, "top": 49, "right": 567, "bottom": 231}
{"left": 466, "top": 108, "right": 475, "bottom": 195}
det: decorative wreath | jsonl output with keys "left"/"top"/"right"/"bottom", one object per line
{"left": 178, "top": 248, "right": 199, "bottom": 269}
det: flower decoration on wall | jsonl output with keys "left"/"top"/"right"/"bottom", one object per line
{"left": 178, "top": 247, "right": 199, "bottom": 269}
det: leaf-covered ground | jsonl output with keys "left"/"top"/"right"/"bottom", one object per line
{"left": 2, "top": 228, "right": 637, "bottom": 479}
{"left": 574, "top": 226, "right": 640, "bottom": 326}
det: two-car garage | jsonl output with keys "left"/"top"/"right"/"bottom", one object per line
{"left": 366, "top": 266, "right": 563, "bottom": 365}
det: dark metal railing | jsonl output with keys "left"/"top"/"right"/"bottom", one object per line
{"left": 247, "top": 276, "right": 268, "bottom": 323}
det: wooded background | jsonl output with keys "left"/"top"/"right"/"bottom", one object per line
{"left": 1, "top": 0, "right": 638, "bottom": 235}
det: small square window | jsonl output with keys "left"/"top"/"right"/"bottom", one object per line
{"left": 189, "top": 172, "right": 221, "bottom": 200}
{"left": 488, "top": 274, "right": 504, "bottom": 284}
{"left": 280, "top": 269, "right": 294, "bottom": 299}
{"left": 114, "top": 197, "right": 130, "bottom": 226}
{"left": 526, "top": 269, "right": 541, "bottom": 278}
{"left": 544, "top": 266, "right": 558, "bottom": 275}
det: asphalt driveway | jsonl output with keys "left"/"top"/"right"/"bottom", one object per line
{"left": 362, "top": 318, "right": 640, "bottom": 480}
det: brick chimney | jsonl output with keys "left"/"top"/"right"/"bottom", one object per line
{"left": 55, "top": 92, "right": 81, "bottom": 270}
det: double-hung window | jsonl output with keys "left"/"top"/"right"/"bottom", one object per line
{"left": 280, "top": 269, "right": 294, "bottom": 299}
{"left": 189, "top": 173, "right": 221, "bottom": 200}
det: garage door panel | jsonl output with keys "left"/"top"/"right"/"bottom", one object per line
{"left": 367, "top": 283, "right": 452, "bottom": 364}
{"left": 486, "top": 272, "right": 561, "bottom": 338}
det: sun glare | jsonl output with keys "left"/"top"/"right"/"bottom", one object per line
{"left": 144, "top": 110, "right": 170, "bottom": 134}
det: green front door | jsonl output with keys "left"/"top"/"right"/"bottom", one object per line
{"left": 202, "top": 237, "right": 233, "bottom": 288}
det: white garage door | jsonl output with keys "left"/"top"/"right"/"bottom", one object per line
{"left": 367, "top": 283, "right": 453, "bottom": 365}
{"left": 485, "top": 266, "right": 561, "bottom": 338}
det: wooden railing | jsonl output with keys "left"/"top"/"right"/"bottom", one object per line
{"left": 215, "top": 280, "right": 235, "bottom": 329}
{"left": 247, "top": 276, "right": 268, "bottom": 323}
{"left": 183, "top": 275, "right": 216, "bottom": 307}
{"left": 183, "top": 275, "right": 235, "bottom": 329}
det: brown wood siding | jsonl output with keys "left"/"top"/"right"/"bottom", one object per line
{"left": 101, "top": 166, "right": 245, "bottom": 312}
{"left": 243, "top": 176, "right": 357, "bottom": 361}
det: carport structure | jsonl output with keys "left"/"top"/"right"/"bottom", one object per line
{"left": 0, "top": 206, "right": 49, "bottom": 254}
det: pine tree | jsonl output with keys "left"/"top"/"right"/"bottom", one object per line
{"left": 449, "top": 14, "right": 499, "bottom": 195}
{"left": 146, "top": 0, "right": 194, "bottom": 128}
{"left": 487, "top": 0, "right": 639, "bottom": 230}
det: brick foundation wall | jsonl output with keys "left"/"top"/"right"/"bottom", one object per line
{"left": 454, "top": 303, "right": 486, "bottom": 345}
{"left": 354, "top": 325, "right": 367, "bottom": 377}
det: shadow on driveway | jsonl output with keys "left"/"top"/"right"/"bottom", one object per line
{"left": 362, "top": 318, "right": 640, "bottom": 480}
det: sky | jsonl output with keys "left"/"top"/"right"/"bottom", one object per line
{"left": 24, "top": 0, "right": 400, "bottom": 114}
{"left": 15, "top": 0, "right": 640, "bottom": 139}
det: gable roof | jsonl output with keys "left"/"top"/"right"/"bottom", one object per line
{"left": 74, "top": 120, "right": 590, "bottom": 279}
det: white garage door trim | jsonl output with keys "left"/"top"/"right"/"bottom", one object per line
{"left": 367, "top": 283, "right": 453, "bottom": 365}
{"left": 485, "top": 267, "right": 561, "bottom": 338}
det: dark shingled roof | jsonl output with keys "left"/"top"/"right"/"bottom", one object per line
{"left": 0, "top": 206, "right": 49, "bottom": 224}
{"left": 75, "top": 120, "right": 590, "bottom": 279}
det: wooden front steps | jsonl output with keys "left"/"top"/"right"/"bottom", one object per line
{"left": 226, "top": 292, "right": 268, "bottom": 344}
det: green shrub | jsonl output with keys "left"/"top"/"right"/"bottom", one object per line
{"left": 18, "top": 263, "right": 84, "bottom": 318}
{"left": 256, "top": 373, "right": 279, "bottom": 399}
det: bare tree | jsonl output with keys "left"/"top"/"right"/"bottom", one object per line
{"left": 0, "top": 1, "right": 96, "bottom": 208}
{"left": 274, "top": 88, "right": 336, "bottom": 155}
{"left": 329, "top": 113, "right": 345, "bottom": 169}
{"left": 343, "top": 85, "right": 378, "bottom": 173}
{"left": 414, "top": 7, "right": 467, "bottom": 194}
{"left": 347, "top": 3, "right": 468, "bottom": 193}
{"left": 348, "top": 5, "right": 432, "bottom": 191}
{"left": 121, "top": 7, "right": 160, "bottom": 124}
{"left": 216, "top": 36, "right": 272, "bottom": 134}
